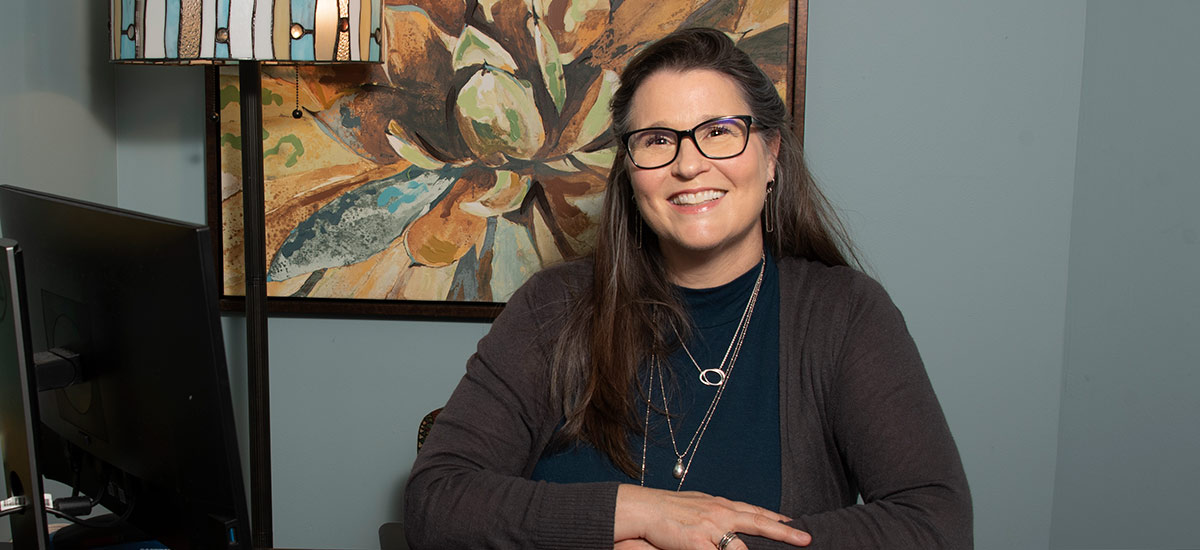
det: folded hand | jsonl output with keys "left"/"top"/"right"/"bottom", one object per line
{"left": 614, "top": 484, "right": 811, "bottom": 550}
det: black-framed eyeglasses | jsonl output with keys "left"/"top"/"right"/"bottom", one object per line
{"left": 621, "top": 115, "right": 755, "bottom": 170}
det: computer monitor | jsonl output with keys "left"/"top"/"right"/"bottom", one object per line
{"left": 0, "top": 239, "right": 51, "bottom": 549}
{"left": 0, "top": 185, "right": 250, "bottom": 549}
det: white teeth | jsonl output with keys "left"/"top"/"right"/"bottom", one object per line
{"left": 669, "top": 189, "right": 726, "bottom": 205}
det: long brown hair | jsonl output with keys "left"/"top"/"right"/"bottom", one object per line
{"left": 550, "top": 27, "right": 858, "bottom": 476}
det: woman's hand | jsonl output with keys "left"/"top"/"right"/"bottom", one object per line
{"left": 614, "top": 484, "right": 812, "bottom": 550}
{"left": 615, "top": 540, "right": 662, "bottom": 550}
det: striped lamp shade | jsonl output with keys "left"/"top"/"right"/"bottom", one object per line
{"left": 110, "top": 0, "right": 382, "bottom": 64}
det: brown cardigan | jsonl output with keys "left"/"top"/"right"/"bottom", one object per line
{"left": 404, "top": 257, "right": 973, "bottom": 549}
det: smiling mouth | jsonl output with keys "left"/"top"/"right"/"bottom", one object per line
{"left": 669, "top": 189, "right": 726, "bottom": 206}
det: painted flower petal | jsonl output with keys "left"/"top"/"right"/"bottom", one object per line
{"left": 571, "top": 147, "right": 616, "bottom": 169}
{"left": 552, "top": 69, "right": 619, "bottom": 155}
{"left": 459, "top": 170, "right": 531, "bottom": 217}
{"left": 535, "top": 0, "right": 610, "bottom": 61}
{"left": 681, "top": 0, "right": 745, "bottom": 31}
{"left": 307, "top": 81, "right": 472, "bottom": 166}
{"left": 540, "top": 158, "right": 578, "bottom": 174}
{"left": 487, "top": 215, "right": 544, "bottom": 301}
{"left": 452, "top": 25, "right": 519, "bottom": 73}
{"left": 403, "top": 168, "right": 494, "bottom": 267}
{"left": 291, "top": 64, "right": 378, "bottom": 113}
{"left": 389, "top": 0, "right": 468, "bottom": 37}
{"left": 400, "top": 263, "right": 459, "bottom": 300}
{"left": 383, "top": 5, "right": 455, "bottom": 90}
{"left": 267, "top": 166, "right": 461, "bottom": 281}
{"left": 446, "top": 217, "right": 496, "bottom": 301}
{"left": 528, "top": 15, "right": 567, "bottom": 113}
{"left": 583, "top": 1, "right": 696, "bottom": 70}
{"left": 477, "top": 0, "right": 503, "bottom": 23}
{"left": 733, "top": 23, "right": 790, "bottom": 99}
{"left": 735, "top": 0, "right": 790, "bottom": 38}
{"left": 474, "top": 0, "right": 539, "bottom": 61}
{"left": 307, "top": 91, "right": 402, "bottom": 164}
{"left": 455, "top": 66, "right": 546, "bottom": 162}
{"left": 386, "top": 120, "right": 447, "bottom": 170}
{"left": 536, "top": 170, "right": 607, "bottom": 241}
{"left": 311, "top": 238, "right": 413, "bottom": 299}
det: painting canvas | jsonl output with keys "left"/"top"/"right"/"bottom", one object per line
{"left": 208, "top": 0, "right": 804, "bottom": 317}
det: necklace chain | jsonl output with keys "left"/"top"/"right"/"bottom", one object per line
{"left": 673, "top": 254, "right": 766, "bottom": 387}
{"left": 640, "top": 254, "right": 765, "bottom": 489}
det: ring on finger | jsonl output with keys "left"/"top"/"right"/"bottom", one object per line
{"left": 717, "top": 531, "right": 739, "bottom": 550}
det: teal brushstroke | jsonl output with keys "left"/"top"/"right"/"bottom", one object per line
{"left": 339, "top": 105, "right": 362, "bottom": 129}
{"left": 377, "top": 177, "right": 434, "bottom": 212}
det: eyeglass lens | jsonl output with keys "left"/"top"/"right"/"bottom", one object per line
{"left": 627, "top": 117, "right": 751, "bottom": 169}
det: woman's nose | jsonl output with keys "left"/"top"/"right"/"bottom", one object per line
{"left": 671, "top": 136, "right": 710, "bottom": 178}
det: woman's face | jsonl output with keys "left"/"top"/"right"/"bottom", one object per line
{"left": 626, "top": 69, "right": 779, "bottom": 275}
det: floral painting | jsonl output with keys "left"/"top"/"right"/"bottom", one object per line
{"left": 212, "top": 0, "right": 800, "bottom": 314}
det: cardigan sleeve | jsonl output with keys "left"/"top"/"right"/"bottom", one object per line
{"left": 403, "top": 268, "right": 620, "bottom": 550}
{"left": 747, "top": 269, "right": 973, "bottom": 549}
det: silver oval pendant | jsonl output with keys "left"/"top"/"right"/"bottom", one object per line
{"left": 698, "top": 368, "right": 726, "bottom": 386}
{"left": 672, "top": 459, "right": 685, "bottom": 479}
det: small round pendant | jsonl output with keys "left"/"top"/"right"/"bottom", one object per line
{"left": 699, "top": 368, "right": 726, "bottom": 386}
{"left": 672, "top": 459, "right": 685, "bottom": 479}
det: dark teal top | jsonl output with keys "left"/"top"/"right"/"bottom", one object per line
{"left": 531, "top": 253, "right": 782, "bottom": 511}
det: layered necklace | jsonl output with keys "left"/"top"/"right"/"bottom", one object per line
{"left": 640, "top": 253, "right": 766, "bottom": 489}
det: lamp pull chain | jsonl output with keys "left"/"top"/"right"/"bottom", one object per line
{"left": 292, "top": 68, "right": 303, "bottom": 119}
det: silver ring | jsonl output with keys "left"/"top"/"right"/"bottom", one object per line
{"left": 717, "top": 531, "right": 739, "bottom": 550}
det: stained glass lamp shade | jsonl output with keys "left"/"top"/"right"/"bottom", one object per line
{"left": 110, "top": 0, "right": 381, "bottom": 63}
{"left": 109, "top": 2, "right": 381, "bottom": 547}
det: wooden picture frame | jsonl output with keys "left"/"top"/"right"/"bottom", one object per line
{"left": 205, "top": 0, "right": 808, "bottom": 320}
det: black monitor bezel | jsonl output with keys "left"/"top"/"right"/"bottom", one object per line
{"left": 0, "top": 239, "right": 51, "bottom": 549}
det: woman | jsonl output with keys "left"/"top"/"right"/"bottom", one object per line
{"left": 405, "top": 27, "right": 972, "bottom": 549}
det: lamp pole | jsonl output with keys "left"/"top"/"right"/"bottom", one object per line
{"left": 237, "top": 59, "right": 273, "bottom": 549}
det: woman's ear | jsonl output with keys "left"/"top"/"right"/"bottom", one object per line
{"left": 766, "top": 132, "right": 781, "bottom": 176}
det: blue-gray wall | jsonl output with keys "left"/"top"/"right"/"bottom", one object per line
{"left": 805, "top": 3, "right": 1086, "bottom": 546}
{"left": 4, "top": 2, "right": 1198, "bottom": 549}
{"left": 0, "top": 0, "right": 116, "bottom": 203}
{"left": 1050, "top": 2, "right": 1200, "bottom": 548}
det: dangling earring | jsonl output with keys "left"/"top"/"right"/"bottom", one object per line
{"left": 634, "top": 216, "right": 643, "bottom": 249}
{"left": 631, "top": 195, "right": 643, "bottom": 249}
{"left": 764, "top": 181, "right": 775, "bottom": 233}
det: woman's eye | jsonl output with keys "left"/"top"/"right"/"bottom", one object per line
{"left": 640, "top": 133, "right": 674, "bottom": 147}
{"left": 704, "top": 122, "right": 740, "bottom": 138}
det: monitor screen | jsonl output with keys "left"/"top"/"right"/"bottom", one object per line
{"left": 0, "top": 185, "right": 249, "bottom": 549}
{"left": 0, "top": 239, "right": 51, "bottom": 549}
